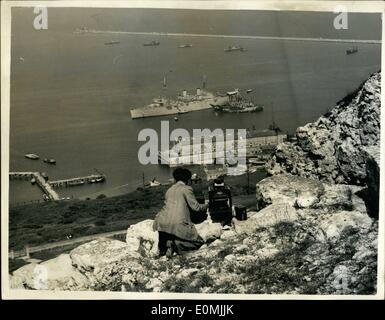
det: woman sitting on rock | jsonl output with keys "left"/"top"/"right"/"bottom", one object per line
{"left": 153, "top": 168, "right": 208, "bottom": 257}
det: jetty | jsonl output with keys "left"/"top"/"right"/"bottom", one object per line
{"left": 9, "top": 171, "right": 106, "bottom": 201}
{"left": 9, "top": 172, "right": 60, "bottom": 201}
{"left": 49, "top": 174, "right": 105, "bottom": 188}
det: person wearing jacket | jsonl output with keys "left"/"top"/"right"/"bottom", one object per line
{"left": 153, "top": 168, "right": 208, "bottom": 257}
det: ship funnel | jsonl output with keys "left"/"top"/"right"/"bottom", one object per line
{"left": 182, "top": 90, "right": 187, "bottom": 97}
{"left": 196, "top": 88, "right": 201, "bottom": 95}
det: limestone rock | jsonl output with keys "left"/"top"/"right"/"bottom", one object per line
{"left": 319, "top": 211, "right": 373, "bottom": 242}
{"left": 234, "top": 203, "right": 298, "bottom": 235}
{"left": 10, "top": 263, "right": 39, "bottom": 289}
{"left": 10, "top": 254, "right": 88, "bottom": 290}
{"left": 254, "top": 245, "right": 279, "bottom": 260}
{"left": 145, "top": 278, "right": 163, "bottom": 292}
{"left": 126, "top": 219, "right": 159, "bottom": 257}
{"left": 195, "top": 220, "right": 222, "bottom": 242}
{"left": 316, "top": 184, "right": 353, "bottom": 210}
{"left": 70, "top": 238, "right": 138, "bottom": 272}
{"left": 220, "top": 229, "right": 237, "bottom": 240}
{"left": 267, "top": 72, "right": 381, "bottom": 185}
{"left": 295, "top": 190, "right": 319, "bottom": 208}
{"left": 256, "top": 174, "right": 324, "bottom": 208}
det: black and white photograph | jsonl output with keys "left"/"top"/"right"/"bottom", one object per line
{"left": 1, "top": 0, "right": 384, "bottom": 299}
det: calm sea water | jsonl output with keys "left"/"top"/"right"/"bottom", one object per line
{"left": 9, "top": 9, "right": 382, "bottom": 204}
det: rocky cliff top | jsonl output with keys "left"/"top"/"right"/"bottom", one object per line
{"left": 268, "top": 71, "right": 381, "bottom": 185}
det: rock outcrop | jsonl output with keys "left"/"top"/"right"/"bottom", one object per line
{"left": 268, "top": 72, "right": 381, "bottom": 185}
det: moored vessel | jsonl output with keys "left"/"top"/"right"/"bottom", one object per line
{"left": 211, "top": 89, "right": 263, "bottom": 113}
{"left": 150, "top": 178, "right": 161, "bottom": 187}
{"left": 68, "top": 180, "right": 85, "bottom": 186}
{"left": 178, "top": 44, "right": 193, "bottom": 48}
{"left": 25, "top": 153, "right": 39, "bottom": 160}
{"left": 104, "top": 40, "right": 120, "bottom": 45}
{"left": 43, "top": 158, "right": 56, "bottom": 165}
{"left": 130, "top": 88, "right": 228, "bottom": 119}
{"left": 143, "top": 40, "right": 160, "bottom": 46}
{"left": 224, "top": 46, "right": 246, "bottom": 52}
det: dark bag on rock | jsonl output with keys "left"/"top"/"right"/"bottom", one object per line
{"left": 208, "top": 182, "right": 233, "bottom": 225}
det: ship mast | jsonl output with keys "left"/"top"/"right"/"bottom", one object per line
{"left": 269, "top": 105, "right": 281, "bottom": 133}
{"left": 202, "top": 74, "right": 207, "bottom": 89}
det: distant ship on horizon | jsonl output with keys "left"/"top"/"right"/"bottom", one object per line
{"left": 224, "top": 45, "right": 246, "bottom": 52}
{"left": 178, "top": 44, "right": 193, "bottom": 48}
{"left": 143, "top": 40, "right": 160, "bottom": 46}
{"left": 104, "top": 40, "right": 120, "bottom": 45}
{"left": 346, "top": 46, "right": 358, "bottom": 55}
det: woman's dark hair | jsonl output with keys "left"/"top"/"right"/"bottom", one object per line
{"left": 173, "top": 168, "right": 192, "bottom": 183}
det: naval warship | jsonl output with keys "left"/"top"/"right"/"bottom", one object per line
{"left": 224, "top": 46, "right": 247, "bottom": 52}
{"left": 130, "top": 88, "right": 228, "bottom": 119}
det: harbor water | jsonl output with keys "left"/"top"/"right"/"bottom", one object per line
{"left": 9, "top": 9, "right": 382, "bottom": 204}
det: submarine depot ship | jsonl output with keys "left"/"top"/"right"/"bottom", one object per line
{"left": 130, "top": 88, "right": 228, "bottom": 119}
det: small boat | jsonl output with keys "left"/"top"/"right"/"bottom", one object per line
{"left": 211, "top": 103, "right": 263, "bottom": 113}
{"left": 150, "top": 178, "right": 161, "bottom": 187}
{"left": 346, "top": 46, "right": 358, "bottom": 55}
{"left": 68, "top": 180, "right": 85, "bottom": 186}
{"left": 246, "top": 89, "right": 253, "bottom": 93}
{"left": 41, "top": 172, "right": 49, "bottom": 180}
{"left": 224, "top": 46, "right": 246, "bottom": 52}
{"left": 43, "top": 158, "right": 56, "bottom": 164}
{"left": 25, "top": 153, "right": 39, "bottom": 160}
{"left": 88, "top": 176, "right": 105, "bottom": 184}
{"left": 178, "top": 44, "right": 193, "bottom": 48}
{"left": 174, "top": 116, "right": 179, "bottom": 121}
{"left": 104, "top": 41, "right": 120, "bottom": 45}
{"left": 143, "top": 41, "right": 160, "bottom": 46}
{"left": 30, "top": 178, "right": 36, "bottom": 184}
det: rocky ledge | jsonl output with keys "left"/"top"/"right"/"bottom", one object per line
{"left": 10, "top": 72, "right": 380, "bottom": 294}
{"left": 268, "top": 72, "right": 381, "bottom": 185}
